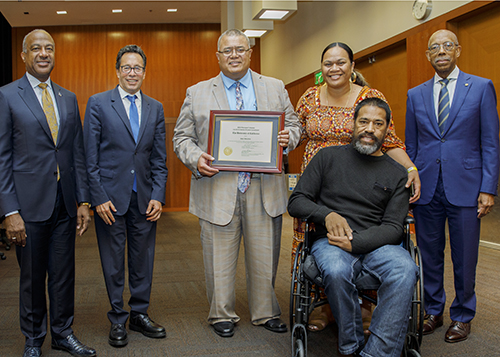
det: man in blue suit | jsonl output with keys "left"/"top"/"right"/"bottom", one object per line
{"left": 84, "top": 45, "right": 168, "bottom": 347}
{"left": 405, "top": 29, "right": 500, "bottom": 343}
{"left": 0, "top": 29, "right": 96, "bottom": 357}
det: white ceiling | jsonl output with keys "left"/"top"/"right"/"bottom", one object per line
{"left": 0, "top": 1, "right": 222, "bottom": 27}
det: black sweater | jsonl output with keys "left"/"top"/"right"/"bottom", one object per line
{"left": 288, "top": 144, "right": 410, "bottom": 254}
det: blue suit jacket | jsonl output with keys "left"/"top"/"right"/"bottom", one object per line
{"left": 0, "top": 74, "right": 89, "bottom": 222}
{"left": 405, "top": 71, "right": 500, "bottom": 207}
{"left": 84, "top": 86, "right": 168, "bottom": 215}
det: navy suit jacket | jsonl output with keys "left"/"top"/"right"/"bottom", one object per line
{"left": 405, "top": 71, "right": 500, "bottom": 207}
{"left": 84, "top": 86, "right": 168, "bottom": 215}
{"left": 0, "top": 74, "right": 89, "bottom": 222}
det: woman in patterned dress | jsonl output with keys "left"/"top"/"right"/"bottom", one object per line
{"left": 292, "top": 42, "right": 421, "bottom": 331}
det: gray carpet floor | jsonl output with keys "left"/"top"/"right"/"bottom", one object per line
{"left": 1, "top": 211, "right": 500, "bottom": 356}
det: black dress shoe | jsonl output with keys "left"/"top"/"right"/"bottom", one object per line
{"left": 129, "top": 313, "right": 166, "bottom": 338}
{"left": 109, "top": 323, "right": 128, "bottom": 347}
{"left": 23, "top": 346, "right": 42, "bottom": 357}
{"left": 263, "top": 318, "right": 287, "bottom": 333}
{"left": 212, "top": 321, "right": 235, "bottom": 337}
{"left": 51, "top": 334, "right": 96, "bottom": 356}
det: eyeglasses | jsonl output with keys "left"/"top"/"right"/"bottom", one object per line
{"left": 428, "top": 42, "right": 458, "bottom": 54}
{"left": 120, "top": 65, "right": 145, "bottom": 74}
{"left": 217, "top": 47, "right": 250, "bottom": 56}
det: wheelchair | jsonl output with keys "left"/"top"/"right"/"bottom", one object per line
{"left": 290, "top": 216, "right": 424, "bottom": 357}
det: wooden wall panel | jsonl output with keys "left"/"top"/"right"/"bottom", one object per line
{"left": 356, "top": 43, "right": 407, "bottom": 140}
{"left": 11, "top": 23, "right": 264, "bottom": 211}
{"left": 285, "top": 73, "right": 315, "bottom": 174}
{"left": 456, "top": 5, "right": 500, "bottom": 113}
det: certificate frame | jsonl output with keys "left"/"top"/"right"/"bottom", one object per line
{"left": 207, "top": 110, "right": 285, "bottom": 173}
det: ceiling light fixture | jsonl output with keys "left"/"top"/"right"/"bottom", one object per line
{"left": 56, "top": 11, "right": 67, "bottom": 15}
{"left": 112, "top": 9, "right": 122, "bottom": 13}
{"left": 167, "top": 9, "right": 177, "bottom": 13}
{"left": 244, "top": 30, "right": 267, "bottom": 38}
{"left": 257, "top": 10, "right": 289, "bottom": 20}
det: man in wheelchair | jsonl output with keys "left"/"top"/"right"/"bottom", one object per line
{"left": 288, "top": 97, "right": 419, "bottom": 357}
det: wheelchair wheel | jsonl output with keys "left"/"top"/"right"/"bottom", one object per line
{"left": 403, "top": 348, "right": 421, "bottom": 357}
{"left": 407, "top": 240, "right": 424, "bottom": 348}
{"left": 290, "top": 242, "right": 303, "bottom": 328}
{"left": 291, "top": 323, "right": 307, "bottom": 357}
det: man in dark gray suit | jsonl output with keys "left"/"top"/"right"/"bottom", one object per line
{"left": 84, "top": 44, "right": 168, "bottom": 348}
{"left": 0, "top": 29, "right": 96, "bottom": 357}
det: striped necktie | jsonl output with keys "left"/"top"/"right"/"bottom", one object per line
{"left": 39, "top": 83, "right": 60, "bottom": 180}
{"left": 235, "top": 82, "right": 251, "bottom": 193}
{"left": 438, "top": 78, "right": 450, "bottom": 136}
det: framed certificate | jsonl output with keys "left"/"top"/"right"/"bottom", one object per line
{"left": 207, "top": 110, "right": 285, "bottom": 173}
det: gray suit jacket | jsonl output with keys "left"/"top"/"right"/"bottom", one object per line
{"left": 173, "top": 70, "right": 302, "bottom": 225}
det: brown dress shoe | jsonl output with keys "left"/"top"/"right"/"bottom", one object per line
{"left": 423, "top": 314, "right": 443, "bottom": 335}
{"left": 445, "top": 321, "right": 471, "bottom": 343}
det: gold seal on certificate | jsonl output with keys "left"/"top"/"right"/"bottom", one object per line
{"left": 208, "top": 110, "right": 285, "bottom": 173}
{"left": 223, "top": 147, "right": 233, "bottom": 156}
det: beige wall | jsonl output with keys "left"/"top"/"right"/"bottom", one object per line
{"left": 260, "top": 0, "right": 471, "bottom": 84}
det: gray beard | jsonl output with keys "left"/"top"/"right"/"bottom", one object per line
{"left": 352, "top": 136, "right": 382, "bottom": 155}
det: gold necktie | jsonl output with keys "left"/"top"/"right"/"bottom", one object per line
{"left": 38, "top": 83, "right": 60, "bottom": 180}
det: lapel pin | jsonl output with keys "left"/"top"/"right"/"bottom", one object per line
{"left": 465, "top": 83, "right": 469, "bottom": 87}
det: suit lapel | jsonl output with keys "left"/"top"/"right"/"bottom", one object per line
{"left": 17, "top": 75, "right": 54, "bottom": 142}
{"left": 443, "top": 71, "right": 470, "bottom": 137}
{"left": 211, "top": 74, "right": 230, "bottom": 109}
{"left": 110, "top": 86, "right": 135, "bottom": 141}
{"left": 52, "top": 82, "right": 65, "bottom": 145}
{"left": 420, "top": 78, "right": 440, "bottom": 136}
{"left": 137, "top": 92, "right": 151, "bottom": 145}
{"left": 251, "top": 70, "right": 268, "bottom": 110}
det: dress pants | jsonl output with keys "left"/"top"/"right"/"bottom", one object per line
{"left": 95, "top": 191, "right": 157, "bottom": 324}
{"left": 16, "top": 183, "right": 76, "bottom": 347}
{"left": 199, "top": 176, "right": 282, "bottom": 325}
{"left": 413, "top": 173, "right": 480, "bottom": 323}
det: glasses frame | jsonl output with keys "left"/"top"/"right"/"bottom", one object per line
{"left": 120, "top": 65, "right": 145, "bottom": 74}
{"left": 217, "top": 47, "right": 251, "bottom": 56}
{"left": 427, "top": 42, "right": 459, "bottom": 55}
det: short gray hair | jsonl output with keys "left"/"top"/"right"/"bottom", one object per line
{"left": 22, "top": 29, "right": 52, "bottom": 53}
{"left": 217, "top": 29, "right": 250, "bottom": 51}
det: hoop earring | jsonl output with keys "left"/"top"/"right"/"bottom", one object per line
{"left": 351, "top": 71, "right": 357, "bottom": 83}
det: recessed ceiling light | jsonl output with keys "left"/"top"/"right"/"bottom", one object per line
{"left": 167, "top": 9, "right": 177, "bottom": 13}
{"left": 56, "top": 11, "right": 67, "bottom": 15}
{"left": 112, "top": 9, "right": 122, "bottom": 13}
{"left": 258, "top": 10, "right": 289, "bottom": 20}
{"left": 244, "top": 30, "right": 267, "bottom": 38}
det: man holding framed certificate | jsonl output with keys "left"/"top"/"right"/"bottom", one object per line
{"left": 173, "top": 29, "right": 301, "bottom": 338}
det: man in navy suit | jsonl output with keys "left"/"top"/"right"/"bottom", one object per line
{"left": 84, "top": 44, "right": 168, "bottom": 348}
{"left": 0, "top": 29, "right": 96, "bottom": 357}
{"left": 405, "top": 29, "right": 500, "bottom": 343}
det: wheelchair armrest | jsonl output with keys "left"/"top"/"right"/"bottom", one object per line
{"left": 404, "top": 215, "right": 415, "bottom": 225}
{"left": 303, "top": 254, "right": 324, "bottom": 287}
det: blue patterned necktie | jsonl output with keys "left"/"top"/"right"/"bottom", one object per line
{"left": 235, "top": 82, "right": 251, "bottom": 193}
{"left": 438, "top": 78, "right": 450, "bottom": 136}
{"left": 126, "top": 95, "right": 140, "bottom": 142}
{"left": 126, "top": 95, "right": 139, "bottom": 192}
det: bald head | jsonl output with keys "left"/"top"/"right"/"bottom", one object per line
{"left": 425, "top": 29, "right": 461, "bottom": 79}
{"left": 428, "top": 29, "right": 458, "bottom": 48}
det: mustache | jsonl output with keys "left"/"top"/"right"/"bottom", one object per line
{"left": 358, "top": 132, "right": 378, "bottom": 141}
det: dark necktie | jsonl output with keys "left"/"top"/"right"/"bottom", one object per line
{"left": 235, "top": 82, "right": 251, "bottom": 193}
{"left": 438, "top": 78, "right": 450, "bottom": 136}
{"left": 126, "top": 95, "right": 139, "bottom": 192}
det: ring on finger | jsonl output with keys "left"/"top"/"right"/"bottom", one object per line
{"left": 12, "top": 237, "right": 17, "bottom": 240}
